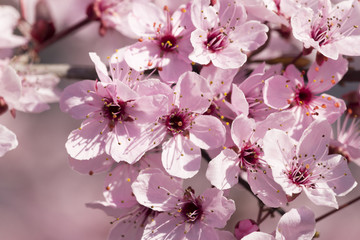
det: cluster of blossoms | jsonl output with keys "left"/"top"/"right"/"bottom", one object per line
{"left": 0, "top": 5, "right": 60, "bottom": 157}
{"left": 2, "top": 0, "right": 360, "bottom": 239}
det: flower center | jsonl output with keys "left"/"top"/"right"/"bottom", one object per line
{"left": 159, "top": 35, "right": 177, "bottom": 52}
{"left": 288, "top": 164, "right": 312, "bottom": 186}
{"left": 205, "top": 28, "right": 229, "bottom": 52}
{"left": 239, "top": 144, "right": 263, "bottom": 169}
{"left": 102, "top": 98, "right": 134, "bottom": 126}
{"left": 294, "top": 87, "right": 313, "bottom": 106}
{"left": 311, "top": 25, "right": 329, "bottom": 46}
{"left": 181, "top": 187, "right": 203, "bottom": 222}
{"left": 164, "top": 108, "right": 192, "bottom": 134}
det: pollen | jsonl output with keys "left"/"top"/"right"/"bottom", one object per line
{"left": 331, "top": 79, "right": 336, "bottom": 85}
{"left": 126, "top": 178, "right": 131, "bottom": 182}
{"left": 334, "top": 102, "right": 340, "bottom": 108}
{"left": 321, "top": 104, "right": 327, "bottom": 108}
{"left": 181, "top": 8, "right": 186, "bottom": 13}
{"left": 305, "top": 164, "right": 310, "bottom": 169}
{"left": 315, "top": 67, "right": 319, "bottom": 71}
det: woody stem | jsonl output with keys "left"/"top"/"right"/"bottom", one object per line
{"left": 316, "top": 195, "right": 360, "bottom": 222}
{"left": 35, "top": 16, "right": 93, "bottom": 53}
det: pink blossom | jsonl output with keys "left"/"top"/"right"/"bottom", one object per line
{"left": 125, "top": 2, "right": 194, "bottom": 83}
{"left": 0, "top": 6, "right": 27, "bottom": 54}
{"left": 263, "top": 56, "right": 348, "bottom": 138}
{"left": 291, "top": 0, "right": 360, "bottom": 59}
{"left": 157, "top": 71, "right": 226, "bottom": 178}
{"left": 88, "top": 0, "right": 138, "bottom": 37}
{"left": 242, "top": 207, "right": 316, "bottom": 240}
{"left": 14, "top": 72, "right": 60, "bottom": 113}
{"left": 262, "top": 119, "right": 357, "bottom": 208}
{"left": 0, "top": 60, "right": 22, "bottom": 115}
{"left": 330, "top": 114, "right": 360, "bottom": 166}
{"left": 189, "top": 0, "right": 268, "bottom": 69}
{"left": 88, "top": 202, "right": 157, "bottom": 240}
{"left": 206, "top": 112, "right": 294, "bottom": 207}
{"left": 234, "top": 62, "right": 282, "bottom": 121}
{"left": 86, "top": 153, "right": 163, "bottom": 239}
{"left": 0, "top": 59, "right": 60, "bottom": 115}
{"left": 60, "top": 52, "right": 169, "bottom": 163}
{"left": 0, "top": 124, "right": 18, "bottom": 157}
{"left": 131, "top": 168, "right": 236, "bottom": 240}
{"left": 241, "top": 0, "right": 289, "bottom": 26}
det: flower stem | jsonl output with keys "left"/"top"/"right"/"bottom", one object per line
{"left": 35, "top": 16, "right": 93, "bottom": 53}
{"left": 316, "top": 195, "right": 360, "bottom": 222}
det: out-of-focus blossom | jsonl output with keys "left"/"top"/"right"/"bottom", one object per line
{"left": 263, "top": 119, "right": 357, "bottom": 208}
{"left": 242, "top": 207, "right": 316, "bottom": 240}
{"left": 263, "top": 56, "right": 348, "bottom": 139}
{"left": 240, "top": 0, "right": 289, "bottom": 26}
{"left": 31, "top": 0, "right": 56, "bottom": 44}
{"left": 0, "top": 5, "right": 28, "bottom": 55}
{"left": 88, "top": 0, "right": 137, "bottom": 37}
{"left": 291, "top": 0, "right": 360, "bottom": 59}
{"left": 132, "top": 168, "right": 236, "bottom": 240}
{"left": 234, "top": 219, "right": 259, "bottom": 240}
{"left": 330, "top": 113, "right": 360, "bottom": 166}
{"left": 0, "top": 60, "right": 22, "bottom": 115}
{"left": 342, "top": 85, "right": 360, "bottom": 117}
{"left": 14, "top": 72, "right": 60, "bottom": 113}
{"left": 0, "top": 59, "right": 60, "bottom": 116}
{"left": 125, "top": 2, "right": 193, "bottom": 83}
{"left": 0, "top": 124, "right": 18, "bottom": 157}
{"left": 189, "top": 0, "right": 268, "bottom": 69}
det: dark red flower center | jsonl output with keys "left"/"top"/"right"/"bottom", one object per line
{"left": 205, "top": 28, "right": 228, "bottom": 52}
{"left": 102, "top": 98, "right": 133, "bottom": 123}
{"left": 181, "top": 187, "right": 203, "bottom": 222}
{"left": 294, "top": 87, "right": 313, "bottom": 106}
{"left": 159, "top": 34, "right": 178, "bottom": 52}
{"left": 288, "top": 165, "right": 312, "bottom": 186}
{"left": 164, "top": 108, "right": 192, "bottom": 134}
{"left": 239, "top": 144, "right": 263, "bottom": 169}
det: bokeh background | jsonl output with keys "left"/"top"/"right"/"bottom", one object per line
{"left": 1, "top": 0, "right": 360, "bottom": 239}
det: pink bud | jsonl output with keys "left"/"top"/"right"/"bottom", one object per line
{"left": 234, "top": 219, "right": 259, "bottom": 239}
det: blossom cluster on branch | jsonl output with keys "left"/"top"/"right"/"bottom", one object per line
{"left": 1, "top": 0, "right": 360, "bottom": 239}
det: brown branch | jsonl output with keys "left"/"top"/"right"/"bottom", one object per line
{"left": 315, "top": 195, "right": 360, "bottom": 222}
{"left": 35, "top": 17, "right": 94, "bottom": 53}
{"left": 13, "top": 63, "right": 97, "bottom": 80}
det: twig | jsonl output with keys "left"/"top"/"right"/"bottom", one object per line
{"left": 315, "top": 195, "right": 360, "bottom": 222}
{"left": 13, "top": 63, "right": 97, "bottom": 80}
{"left": 35, "top": 17, "right": 93, "bottom": 53}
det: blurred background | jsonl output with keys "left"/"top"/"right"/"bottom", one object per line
{"left": 0, "top": 0, "right": 360, "bottom": 239}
